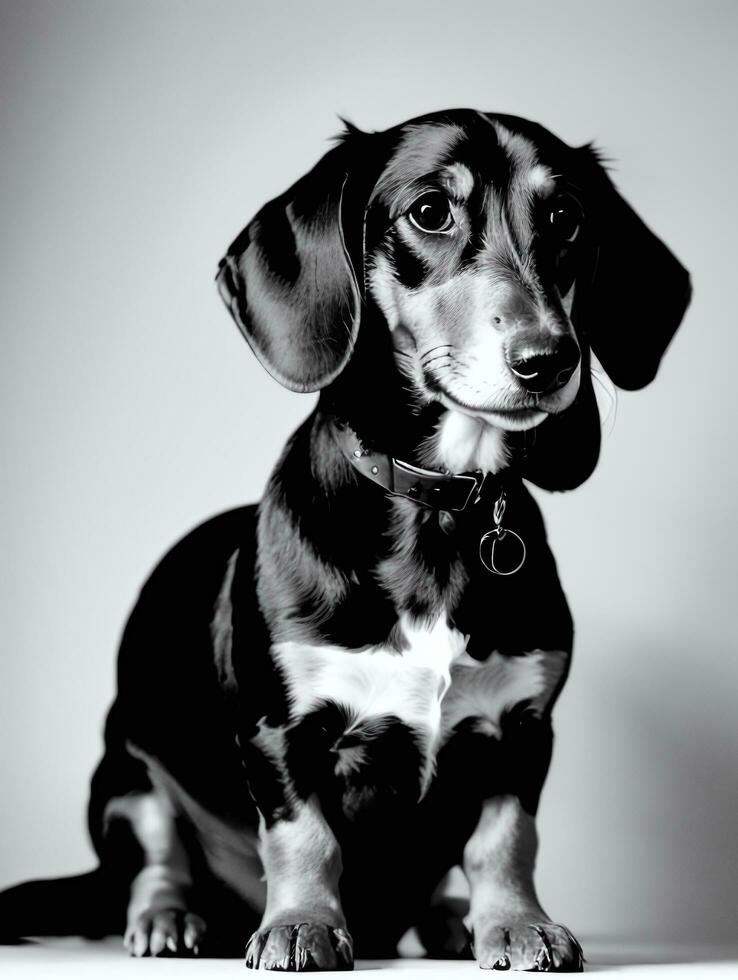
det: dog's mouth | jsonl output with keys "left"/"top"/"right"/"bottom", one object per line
{"left": 432, "top": 385, "right": 549, "bottom": 431}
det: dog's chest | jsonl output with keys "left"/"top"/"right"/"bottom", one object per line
{"left": 274, "top": 615, "right": 463, "bottom": 747}
{"left": 273, "top": 616, "right": 567, "bottom": 791}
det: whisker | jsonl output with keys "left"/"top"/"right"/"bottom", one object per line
{"left": 420, "top": 345, "right": 453, "bottom": 366}
{"left": 591, "top": 367, "right": 618, "bottom": 431}
{"left": 422, "top": 353, "right": 454, "bottom": 368}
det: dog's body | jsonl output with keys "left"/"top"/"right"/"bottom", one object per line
{"left": 0, "top": 110, "right": 690, "bottom": 971}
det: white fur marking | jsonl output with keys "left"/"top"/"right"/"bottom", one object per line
{"left": 442, "top": 649, "right": 568, "bottom": 740}
{"left": 444, "top": 163, "right": 475, "bottom": 199}
{"left": 423, "top": 410, "right": 510, "bottom": 474}
{"left": 528, "top": 164, "right": 554, "bottom": 193}
{"left": 273, "top": 615, "right": 467, "bottom": 790}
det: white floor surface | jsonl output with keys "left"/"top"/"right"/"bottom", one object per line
{"left": 1, "top": 938, "right": 737, "bottom": 979}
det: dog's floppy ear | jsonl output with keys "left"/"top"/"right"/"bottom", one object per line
{"left": 577, "top": 147, "right": 692, "bottom": 391}
{"left": 216, "top": 135, "right": 366, "bottom": 393}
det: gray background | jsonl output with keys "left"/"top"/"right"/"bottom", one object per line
{"left": 1, "top": 0, "right": 736, "bottom": 948}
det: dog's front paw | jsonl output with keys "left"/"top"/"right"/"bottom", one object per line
{"left": 124, "top": 908, "right": 206, "bottom": 957}
{"left": 474, "top": 921, "right": 583, "bottom": 972}
{"left": 245, "top": 923, "right": 353, "bottom": 971}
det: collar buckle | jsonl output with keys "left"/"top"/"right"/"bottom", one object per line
{"left": 391, "top": 460, "right": 482, "bottom": 512}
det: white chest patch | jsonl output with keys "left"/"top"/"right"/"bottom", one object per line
{"left": 273, "top": 615, "right": 466, "bottom": 788}
{"left": 274, "top": 614, "right": 464, "bottom": 734}
{"left": 274, "top": 616, "right": 569, "bottom": 794}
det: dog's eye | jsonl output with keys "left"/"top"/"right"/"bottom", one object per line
{"left": 548, "top": 195, "right": 582, "bottom": 245}
{"left": 407, "top": 192, "right": 454, "bottom": 234}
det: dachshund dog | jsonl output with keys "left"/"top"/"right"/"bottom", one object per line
{"left": 0, "top": 110, "right": 690, "bottom": 971}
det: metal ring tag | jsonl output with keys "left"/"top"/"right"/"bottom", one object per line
{"left": 479, "top": 526, "right": 527, "bottom": 576}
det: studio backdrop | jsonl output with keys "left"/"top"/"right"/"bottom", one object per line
{"left": 1, "top": 0, "right": 736, "bottom": 949}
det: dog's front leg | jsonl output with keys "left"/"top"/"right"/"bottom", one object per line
{"left": 464, "top": 793, "right": 582, "bottom": 971}
{"left": 245, "top": 792, "right": 353, "bottom": 971}
{"left": 456, "top": 705, "right": 583, "bottom": 972}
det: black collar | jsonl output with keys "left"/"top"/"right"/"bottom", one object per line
{"left": 334, "top": 422, "right": 509, "bottom": 512}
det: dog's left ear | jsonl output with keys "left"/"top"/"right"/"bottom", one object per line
{"left": 216, "top": 132, "right": 370, "bottom": 393}
{"left": 577, "top": 147, "right": 692, "bottom": 390}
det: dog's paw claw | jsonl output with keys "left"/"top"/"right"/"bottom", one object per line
{"left": 245, "top": 923, "right": 353, "bottom": 971}
{"left": 476, "top": 922, "right": 583, "bottom": 972}
{"left": 124, "top": 909, "right": 206, "bottom": 958}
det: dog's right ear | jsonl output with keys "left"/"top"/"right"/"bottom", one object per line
{"left": 574, "top": 146, "right": 692, "bottom": 391}
{"left": 216, "top": 131, "right": 369, "bottom": 393}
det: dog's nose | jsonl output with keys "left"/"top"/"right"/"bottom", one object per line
{"left": 507, "top": 337, "right": 580, "bottom": 394}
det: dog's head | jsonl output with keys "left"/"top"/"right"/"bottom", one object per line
{"left": 217, "top": 110, "right": 690, "bottom": 489}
